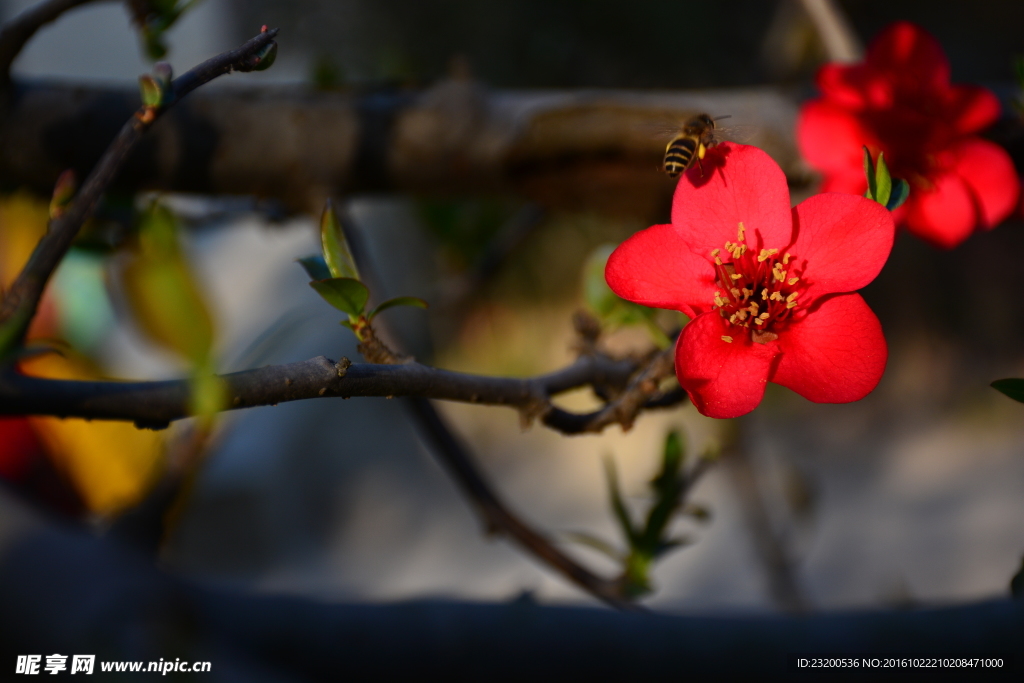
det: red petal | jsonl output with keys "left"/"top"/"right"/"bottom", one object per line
{"left": 820, "top": 170, "right": 868, "bottom": 196}
{"left": 951, "top": 138, "right": 1021, "bottom": 229}
{"left": 790, "top": 193, "right": 895, "bottom": 298}
{"left": 946, "top": 85, "right": 1001, "bottom": 135}
{"left": 866, "top": 21, "right": 950, "bottom": 92}
{"left": 816, "top": 64, "right": 867, "bottom": 109}
{"left": 797, "top": 101, "right": 872, "bottom": 175}
{"left": 605, "top": 223, "right": 716, "bottom": 317}
{"left": 671, "top": 143, "right": 793, "bottom": 252}
{"left": 771, "top": 293, "right": 887, "bottom": 404}
{"left": 675, "top": 312, "right": 778, "bottom": 419}
{"left": 903, "top": 172, "right": 976, "bottom": 248}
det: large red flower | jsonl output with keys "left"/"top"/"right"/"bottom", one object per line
{"left": 606, "top": 143, "right": 894, "bottom": 418}
{"left": 797, "top": 21, "right": 1019, "bottom": 249}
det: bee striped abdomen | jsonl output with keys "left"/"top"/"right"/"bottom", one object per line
{"left": 663, "top": 136, "right": 698, "bottom": 178}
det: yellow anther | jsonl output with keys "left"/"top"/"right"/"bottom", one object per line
{"left": 737, "top": 310, "right": 748, "bottom": 321}
{"left": 729, "top": 313, "right": 739, "bottom": 324}
{"left": 730, "top": 288, "right": 741, "bottom": 298}
{"left": 788, "top": 277, "right": 799, "bottom": 285}
{"left": 737, "top": 223, "right": 746, "bottom": 241}
{"left": 755, "top": 318, "right": 766, "bottom": 325}
{"left": 770, "top": 291, "right": 782, "bottom": 301}
{"left": 786, "top": 301, "right": 797, "bottom": 309}
{"left": 721, "top": 336, "right": 733, "bottom": 343}
{"left": 715, "top": 257, "right": 723, "bottom": 265}
{"left": 758, "top": 312, "right": 770, "bottom": 319}
{"left": 724, "top": 241, "right": 734, "bottom": 252}
{"left": 747, "top": 303, "right": 758, "bottom": 314}
{"left": 711, "top": 248, "right": 720, "bottom": 257}
{"left": 761, "top": 288, "right": 768, "bottom": 300}
{"left": 783, "top": 253, "right": 791, "bottom": 264}
{"left": 786, "top": 292, "right": 799, "bottom": 302}
{"left": 730, "top": 273, "right": 742, "bottom": 280}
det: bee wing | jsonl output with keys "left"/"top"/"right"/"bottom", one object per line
{"left": 714, "top": 123, "right": 756, "bottom": 145}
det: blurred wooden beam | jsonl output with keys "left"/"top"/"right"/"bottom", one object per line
{"left": 0, "top": 78, "right": 803, "bottom": 215}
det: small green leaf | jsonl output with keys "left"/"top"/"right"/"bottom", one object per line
{"left": 310, "top": 277, "right": 369, "bottom": 316}
{"left": 874, "top": 152, "right": 893, "bottom": 207}
{"left": 886, "top": 178, "right": 910, "bottom": 211}
{"left": 604, "top": 457, "right": 638, "bottom": 547}
{"left": 139, "top": 73, "right": 164, "bottom": 107}
{"left": 49, "top": 169, "right": 76, "bottom": 219}
{"left": 320, "top": 200, "right": 360, "bottom": 280}
{"left": 992, "top": 378, "right": 1024, "bottom": 403}
{"left": 297, "top": 255, "right": 332, "bottom": 281}
{"left": 582, "top": 244, "right": 671, "bottom": 347}
{"left": 863, "top": 146, "right": 877, "bottom": 201}
{"left": 368, "top": 296, "right": 428, "bottom": 320}
{"left": 251, "top": 41, "right": 278, "bottom": 71}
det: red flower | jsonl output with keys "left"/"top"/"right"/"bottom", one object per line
{"left": 797, "top": 21, "right": 1019, "bottom": 249}
{"left": 605, "top": 143, "right": 894, "bottom": 418}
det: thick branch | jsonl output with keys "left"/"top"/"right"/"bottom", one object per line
{"left": 0, "top": 27, "right": 278, "bottom": 348}
{"left": 0, "top": 353, "right": 647, "bottom": 430}
{"left": 0, "top": 0, "right": 100, "bottom": 87}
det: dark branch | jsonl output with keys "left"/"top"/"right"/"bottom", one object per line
{"left": 0, "top": 0, "right": 99, "bottom": 88}
{"left": 542, "top": 346, "right": 679, "bottom": 434}
{"left": 0, "top": 352, "right": 655, "bottom": 432}
{"left": 0, "top": 27, "right": 279, "bottom": 349}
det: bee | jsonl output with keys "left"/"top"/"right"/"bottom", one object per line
{"left": 662, "top": 113, "right": 728, "bottom": 178}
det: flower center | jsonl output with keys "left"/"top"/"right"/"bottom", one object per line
{"left": 711, "top": 223, "right": 806, "bottom": 344}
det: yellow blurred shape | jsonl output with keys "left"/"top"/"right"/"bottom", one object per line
{"left": 23, "top": 353, "right": 165, "bottom": 515}
{"left": 122, "top": 202, "right": 214, "bottom": 366}
{"left": 0, "top": 191, "right": 48, "bottom": 289}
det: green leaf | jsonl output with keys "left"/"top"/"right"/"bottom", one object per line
{"left": 251, "top": 41, "right": 278, "bottom": 72}
{"left": 604, "top": 457, "right": 638, "bottom": 547}
{"left": 139, "top": 73, "right": 164, "bottom": 108}
{"left": 886, "top": 178, "right": 910, "bottom": 211}
{"left": 992, "top": 378, "right": 1024, "bottom": 403}
{"left": 310, "top": 277, "right": 369, "bottom": 316}
{"left": 368, "top": 296, "right": 428, "bottom": 320}
{"left": 320, "top": 200, "right": 360, "bottom": 280}
{"left": 862, "top": 146, "right": 877, "bottom": 201}
{"left": 297, "top": 255, "right": 332, "bottom": 281}
{"left": 582, "top": 244, "right": 670, "bottom": 347}
{"left": 874, "top": 152, "right": 893, "bottom": 207}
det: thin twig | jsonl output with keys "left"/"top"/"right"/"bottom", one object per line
{"left": 0, "top": 26, "right": 279, "bottom": 348}
{"left": 0, "top": 0, "right": 99, "bottom": 88}
{"left": 407, "top": 396, "right": 638, "bottom": 610}
{"left": 543, "top": 346, "right": 678, "bottom": 434}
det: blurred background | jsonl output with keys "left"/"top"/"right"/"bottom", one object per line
{"left": 1, "top": 0, "right": 1024, "bottom": 618}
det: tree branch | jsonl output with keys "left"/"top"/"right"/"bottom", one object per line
{"left": 0, "top": 352, "right": 673, "bottom": 432}
{"left": 0, "top": 0, "right": 101, "bottom": 88}
{"left": 406, "top": 396, "right": 637, "bottom": 610}
{"left": 0, "top": 26, "right": 279, "bottom": 350}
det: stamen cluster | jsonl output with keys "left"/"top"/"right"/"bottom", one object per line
{"left": 711, "top": 223, "right": 804, "bottom": 344}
